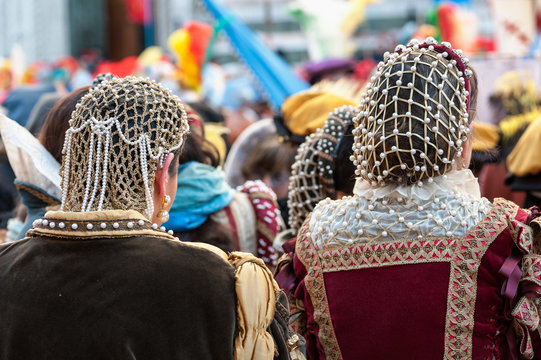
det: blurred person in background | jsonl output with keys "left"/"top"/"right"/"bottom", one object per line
{"left": 167, "top": 108, "right": 283, "bottom": 268}
{"left": 470, "top": 71, "right": 541, "bottom": 208}
{"left": 236, "top": 90, "right": 357, "bottom": 226}
{"left": 274, "top": 104, "right": 359, "bottom": 281}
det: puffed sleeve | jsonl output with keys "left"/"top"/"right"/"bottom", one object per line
{"left": 229, "top": 252, "right": 278, "bottom": 359}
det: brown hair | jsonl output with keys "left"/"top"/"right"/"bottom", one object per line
{"left": 178, "top": 131, "right": 221, "bottom": 168}
{"left": 177, "top": 219, "right": 235, "bottom": 253}
{"left": 241, "top": 134, "right": 296, "bottom": 181}
{"left": 174, "top": 120, "right": 234, "bottom": 252}
{"left": 357, "top": 50, "right": 476, "bottom": 185}
{"left": 38, "top": 86, "right": 90, "bottom": 163}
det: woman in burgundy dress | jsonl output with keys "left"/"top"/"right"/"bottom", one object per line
{"left": 277, "top": 38, "right": 541, "bottom": 359}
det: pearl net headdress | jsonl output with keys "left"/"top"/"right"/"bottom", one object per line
{"left": 60, "top": 76, "right": 190, "bottom": 217}
{"left": 287, "top": 105, "right": 359, "bottom": 232}
{"left": 351, "top": 37, "right": 472, "bottom": 186}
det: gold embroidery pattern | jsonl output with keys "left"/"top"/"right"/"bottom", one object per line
{"left": 297, "top": 216, "right": 343, "bottom": 359}
{"left": 521, "top": 255, "right": 541, "bottom": 287}
{"left": 508, "top": 216, "right": 534, "bottom": 253}
{"left": 319, "top": 238, "right": 456, "bottom": 272}
{"left": 510, "top": 211, "right": 541, "bottom": 360}
{"left": 512, "top": 297, "right": 539, "bottom": 359}
{"left": 296, "top": 199, "right": 518, "bottom": 360}
{"left": 443, "top": 200, "right": 513, "bottom": 359}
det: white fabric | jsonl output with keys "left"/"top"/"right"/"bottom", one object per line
{"left": 0, "top": 114, "right": 61, "bottom": 200}
{"left": 309, "top": 169, "right": 491, "bottom": 249}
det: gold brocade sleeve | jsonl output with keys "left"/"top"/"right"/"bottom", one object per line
{"left": 229, "top": 252, "right": 278, "bottom": 360}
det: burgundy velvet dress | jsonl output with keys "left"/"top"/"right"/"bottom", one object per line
{"left": 277, "top": 198, "right": 541, "bottom": 359}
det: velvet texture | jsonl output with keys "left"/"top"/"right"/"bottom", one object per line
{"left": 280, "top": 205, "right": 541, "bottom": 359}
{"left": 0, "top": 234, "right": 237, "bottom": 359}
{"left": 324, "top": 263, "right": 450, "bottom": 359}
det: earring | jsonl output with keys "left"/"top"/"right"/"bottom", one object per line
{"left": 157, "top": 195, "right": 171, "bottom": 223}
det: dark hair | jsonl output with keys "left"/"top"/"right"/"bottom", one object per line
{"left": 175, "top": 126, "right": 234, "bottom": 252}
{"left": 167, "top": 150, "right": 182, "bottom": 177}
{"left": 178, "top": 132, "right": 221, "bottom": 168}
{"left": 333, "top": 124, "right": 356, "bottom": 194}
{"left": 241, "top": 134, "right": 296, "bottom": 181}
{"left": 364, "top": 52, "right": 477, "bottom": 184}
{"left": 468, "top": 68, "right": 478, "bottom": 122}
{"left": 38, "top": 86, "right": 90, "bottom": 163}
{"left": 177, "top": 218, "right": 235, "bottom": 253}
{"left": 187, "top": 101, "right": 225, "bottom": 123}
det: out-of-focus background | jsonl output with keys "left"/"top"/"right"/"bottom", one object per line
{"left": 1, "top": 0, "right": 540, "bottom": 116}
{"left": 1, "top": 0, "right": 541, "bottom": 240}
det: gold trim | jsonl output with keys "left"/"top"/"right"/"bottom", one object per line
{"left": 296, "top": 217, "right": 343, "bottom": 359}
{"left": 295, "top": 198, "right": 518, "bottom": 360}
{"left": 26, "top": 210, "right": 177, "bottom": 241}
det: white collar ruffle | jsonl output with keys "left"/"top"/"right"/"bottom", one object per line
{"left": 309, "top": 170, "right": 491, "bottom": 249}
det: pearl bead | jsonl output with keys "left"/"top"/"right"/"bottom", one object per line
{"left": 87, "top": 223, "right": 93, "bottom": 230}
{"left": 71, "top": 223, "right": 78, "bottom": 230}
{"left": 100, "top": 223, "right": 107, "bottom": 229}
{"left": 113, "top": 222, "right": 120, "bottom": 229}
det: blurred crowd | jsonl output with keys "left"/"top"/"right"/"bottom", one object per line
{"left": 1, "top": 0, "right": 541, "bottom": 357}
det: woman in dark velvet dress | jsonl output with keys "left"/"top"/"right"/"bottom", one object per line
{"left": 277, "top": 38, "right": 541, "bottom": 360}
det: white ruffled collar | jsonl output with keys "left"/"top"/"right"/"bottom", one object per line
{"left": 353, "top": 169, "right": 482, "bottom": 202}
{"left": 309, "top": 169, "right": 491, "bottom": 248}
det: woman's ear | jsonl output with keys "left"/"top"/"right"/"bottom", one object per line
{"left": 154, "top": 153, "right": 175, "bottom": 199}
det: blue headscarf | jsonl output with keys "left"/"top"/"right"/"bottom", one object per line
{"left": 165, "top": 161, "right": 236, "bottom": 232}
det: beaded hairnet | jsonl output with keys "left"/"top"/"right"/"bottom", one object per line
{"left": 287, "top": 105, "right": 358, "bottom": 232}
{"left": 351, "top": 37, "right": 472, "bottom": 186}
{"left": 60, "top": 76, "right": 190, "bottom": 218}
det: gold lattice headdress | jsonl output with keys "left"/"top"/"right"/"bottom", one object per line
{"left": 351, "top": 37, "right": 473, "bottom": 186}
{"left": 60, "top": 76, "right": 190, "bottom": 218}
{"left": 287, "top": 105, "right": 359, "bottom": 232}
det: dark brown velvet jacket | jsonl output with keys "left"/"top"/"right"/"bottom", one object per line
{"left": 0, "top": 234, "right": 238, "bottom": 359}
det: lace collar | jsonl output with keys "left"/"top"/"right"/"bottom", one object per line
{"left": 309, "top": 170, "right": 491, "bottom": 249}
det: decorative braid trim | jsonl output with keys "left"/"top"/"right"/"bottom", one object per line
{"left": 295, "top": 198, "right": 518, "bottom": 359}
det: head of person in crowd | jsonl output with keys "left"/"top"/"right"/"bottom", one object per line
{"left": 490, "top": 71, "right": 540, "bottom": 120}
{"left": 186, "top": 101, "right": 229, "bottom": 163}
{"left": 254, "top": 92, "right": 358, "bottom": 221}
{"left": 38, "top": 86, "right": 90, "bottom": 163}
{"left": 352, "top": 37, "right": 476, "bottom": 188}
{"left": 167, "top": 109, "right": 282, "bottom": 268}
{"left": 287, "top": 105, "right": 359, "bottom": 233}
{"left": 59, "top": 76, "right": 190, "bottom": 225}
{"left": 170, "top": 110, "right": 236, "bottom": 252}
{"left": 489, "top": 71, "right": 541, "bottom": 151}
{"left": 241, "top": 134, "right": 296, "bottom": 200}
